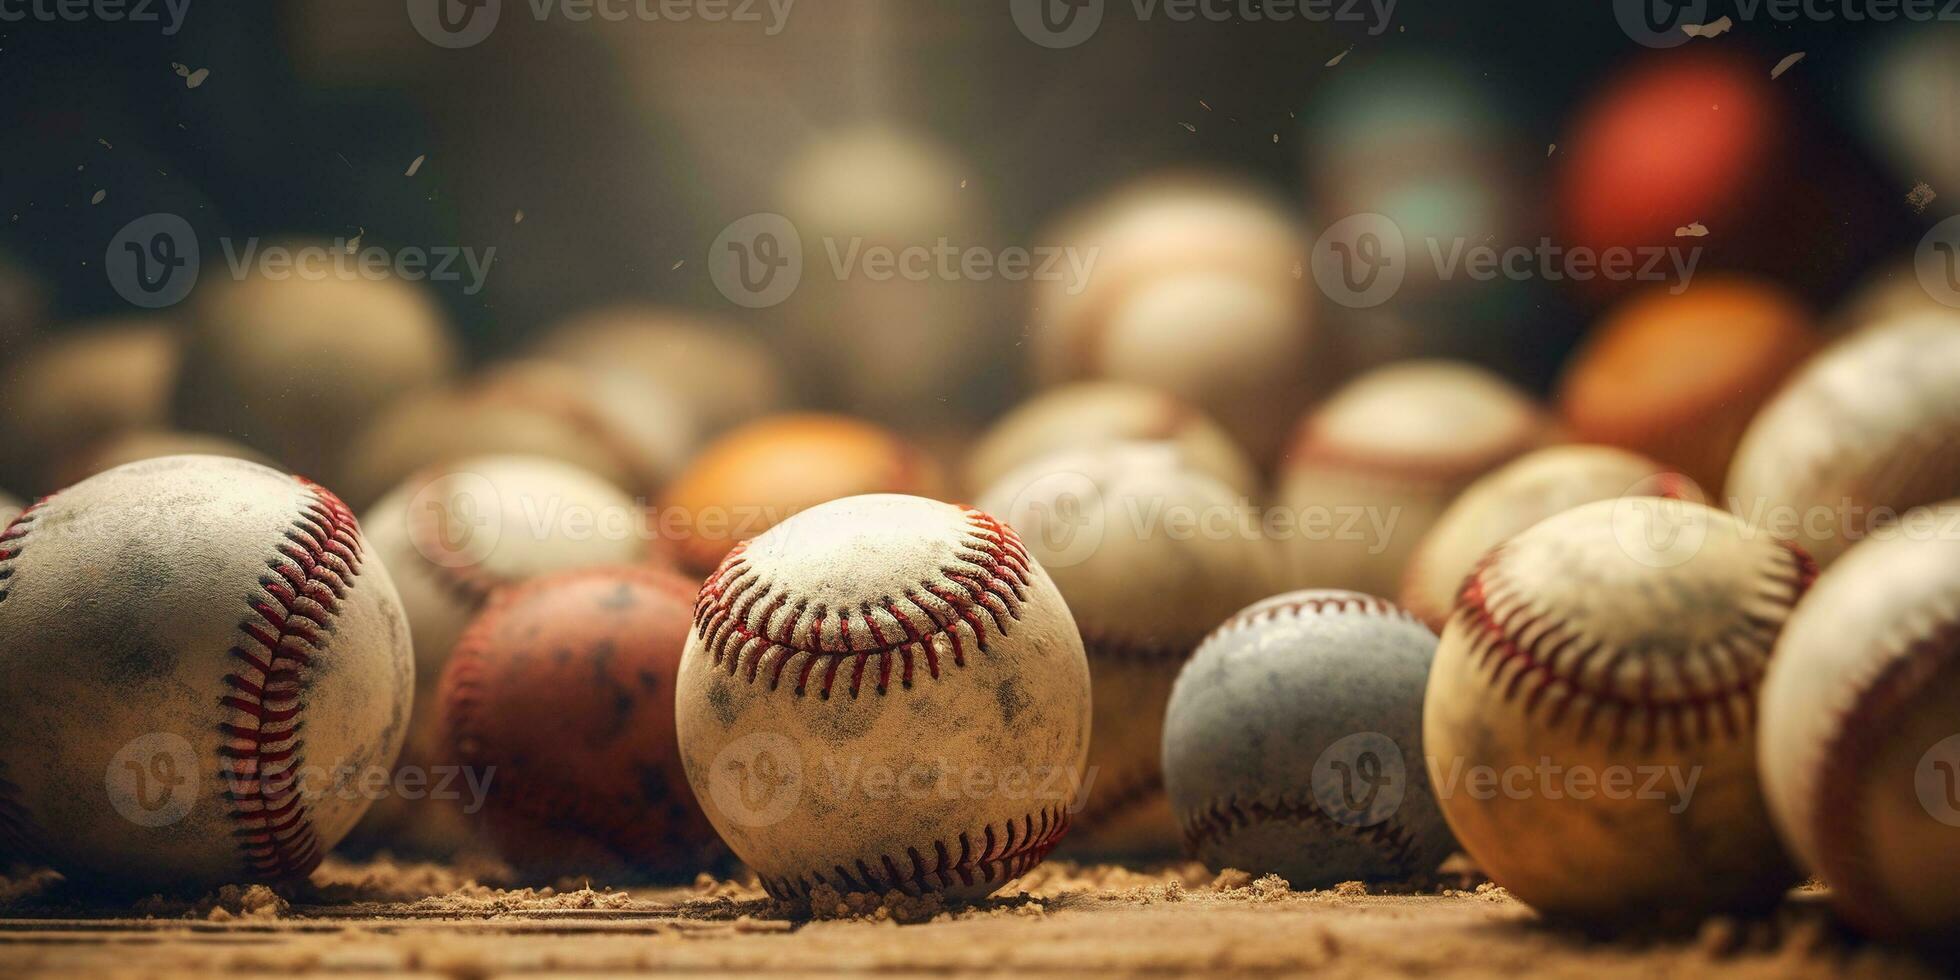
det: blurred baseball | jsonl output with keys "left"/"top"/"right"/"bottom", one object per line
{"left": 1033, "top": 176, "right": 1316, "bottom": 461}
{"left": 979, "top": 443, "right": 1274, "bottom": 854}
{"left": 1728, "top": 311, "right": 1960, "bottom": 567}
{"left": 0, "top": 318, "right": 180, "bottom": 495}
{"left": 1164, "top": 591, "right": 1456, "bottom": 887}
{"left": 965, "top": 381, "right": 1260, "bottom": 498}
{"left": 1278, "top": 360, "right": 1550, "bottom": 599}
{"left": 439, "top": 565, "right": 720, "bottom": 882}
{"left": 660, "top": 414, "right": 943, "bottom": 575}
{"left": 0, "top": 456, "right": 411, "bottom": 890}
{"left": 337, "top": 359, "right": 694, "bottom": 510}
{"left": 1559, "top": 280, "right": 1817, "bottom": 495}
{"left": 533, "top": 305, "right": 786, "bottom": 437}
{"left": 1400, "top": 446, "right": 1688, "bottom": 630}
{"left": 677, "top": 495, "right": 1090, "bottom": 902}
{"left": 1424, "top": 498, "right": 1811, "bottom": 926}
{"left": 1758, "top": 502, "right": 1960, "bottom": 944}
{"left": 174, "top": 262, "right": 459, "bottom": 477}
{"left": 351, "top": 454, "right": 659, "bottom": 856}
{"left": 52, "top": 429, "right": 275, "bottom": 490}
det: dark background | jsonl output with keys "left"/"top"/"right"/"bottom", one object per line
{"left": 0, "top": 1, "right": 1949, "bottom": 385}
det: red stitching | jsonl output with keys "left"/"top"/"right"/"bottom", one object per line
{"left": 761, "top": 804, "right": 1070, "bottom": 900}
{"left": 218, "top": 479, "right": 364, "bottom": 881}
{"left": 1180, "top": 793, "right": 1418, "bottom": 867}
{"left": 1200, "top": 593, "right": 1415, "bottom": 650}
{"left": 1452, "top": 540, "right": 1815, "bottom": 752}
{"left": 692, "top": 510, "right": 1034, "bottom": 700}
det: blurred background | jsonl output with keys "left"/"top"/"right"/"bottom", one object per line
{"left": 0, "top": 1, "right": 1951, "bottom": 476}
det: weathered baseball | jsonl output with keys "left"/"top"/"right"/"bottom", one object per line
{"left": 349, "top": 455, "right": 659, "bottom": 856}
{"left": 1558, "top": 279, "right": 1817, "bottom": 495}
{"left": 0, "top": 455, "right": 412, "bottom": 890}
{"left": 978, "top": 443, "right": 1275, "bottom": 854}
{"left": 533, "top": 305, "right": 786, "bottom": 437}
{"left": 1278, "top": 360, "right": 1550, "bottom": 599}
{"left": 660, "top": 414, "right": 944, "bottom": 575}
{"left": 1033, "top": 176, "right": 1316, "bottom": 461}
{"left": 1400, "top": 446, "right": 1687, "bottom": 630}
{"left": 0, "top": 318, "right": 180, "bottom": 495}
{"left": 1424, "top": 498, "right": 1811, "bottom": 926}
{"left": 1727, "top": 311, "right": 1960, "bottom": 567}
{"left": 966, "top": 381, "right": 1261, "bottom": 498}
{"left": 175, "top": 264, "right": 459, "bottom": 478}
{"left": 337, "top": 359, "right": 693, "bottom": 510}
{"left": 1164, "top": 591, "right": 1456, "bottom": 887}
{"left": 677, "top": 495, "right": 1090, "bottom": 902}
{"left": 1758, "top": 502, "right": 1960, "bottom": 944}
{"left": 439, "top": 565, "right": 720, "bottom": 882}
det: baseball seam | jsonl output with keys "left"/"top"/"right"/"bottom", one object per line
{"left": 1201, "top": 593, "right": 1416, "bottom": 649}
{"left": 1180, "top": 792, "right": 1419, "bottom": 867}
{"left": 0, "top": 501, "right": 47, "bottom": 859}
{"left": 691, "top": 510, "right": 1034, "bottom": 700}
{"left": 218, "top": 479, "right": 363, "bottom": 881}
{"left": 760, "top": 803, "right": 1070, "bottom": 901}
{"left": 1810, "top": 607, "right": 1960, "bottom": 940}
{"left": 1453, "top": 540, "right": 1817, "bottom": 752}
{"left": 1074, "top": 764, "right": 1164, "bottom": 833}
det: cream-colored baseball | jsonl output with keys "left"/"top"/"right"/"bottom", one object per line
{"left": 677, "top": 495, "right": 1091, "bottom": 902}
{"left": 1423, "top": 498, "right": 1810, "bottom": 926}
{"left": 0, "top": 456, "right": 412, "bottom": 890}
{"left": 1758, "top": 502, "right": 1960, "bottom": 944}
{"left": 533, "top": 305, "right": 786, "bottom": 438}
{"left": 978, "top": 443, "right": 1275, "bottom": 854}
{"left": 1727, "top": 311, "right": 1960, "bottom": 567}
{"left": 1279, "top": 360, "right": 1549, "bottom": 599}
{"left": 0, "top": 317, "right": 180, "bottom": 495}
{"left": 965, "top": 381, "right": 1261, "bottom": 498}
{"left": 1400, "top": 446, "right": 1685, "bottom": 629}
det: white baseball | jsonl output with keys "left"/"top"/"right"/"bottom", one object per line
{"left": 1279, "top": 360, "right": 1549, "bottom": 599}
{"left": 676, "top": 495, "right": 1090, "bottom": 902}
{"left": 1164, "top": 591, "right": 1457, "bottom": 887}
{"left": 1400, "top": 445, "right": 1686, "bottom": 629}
{"left": 964, "top": 380, "right": 1260, "bottom": 498}
{"left": 0, "top": 456, "right": 411, "bottom": 890}
{"left": 1758, "top": 501, "right": 1960, "bottom": 943}
{"left": 1727, "top": 311, "right": 1960, "bottom": 567}
{"left": 1423, "top": 498, "right": 1809, "bottom": 926}
{"left": 978, "top": 443, "right": 1275, "bottom": 854}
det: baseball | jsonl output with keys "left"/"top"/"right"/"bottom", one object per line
{"left": 52, "top": 429, "right": 275, "bottom": 490}
{"left": 965, "top": 381, "right": 1260, "bottom": 498}
{"left": 1558, "top": 279, "right": 1817, "bottom": 495}
{"left": 174, "top": 262, "right": 459, "bottom": 478}
{"left": 0, "top": 318, "right": 180, "bottom": 496}
{"left": 1278, "top": 360, "right": 1550, "bottom": 599}
{"left": 1758, "top": 501, "right": 1960, "bottom": 944}
{"left": 1424, "top": 497, "right": 1811, "bottom": 926}
{"left": 1400, "top": 445, "right": 1688, "bottom": 630}
{"left": 1032, "top": 176, "right": 1316, "bottom": 461}
{"left": 439, "top": 565, "right": 720, "bottom": 882}
{"left": 676, "top": 494, "right": 1090, "bottom": 902}
{"left": 1727, "top": 311, "right": 1960, "bottom": 567}
{"left": 0, "top": 455, "right": 411, "bottom": 890}
{"left": 350, "top": 454, "right": 660, "bottom": 855}
{"left": 660, "top": 414, "right": 944, "bottom": 575}
{"left": 979, "top": 442, "right": 1275, "bottom": 854}
{"left": 1163, "top": 591, "right": 1456, "bottom": 887}
{"left": 532, "top": 305, "right": 786, "bottom": 438}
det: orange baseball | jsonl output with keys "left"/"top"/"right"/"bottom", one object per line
{"left": 660, "top": 414, "right": 944, "bottom": 574}
{"left": 1558, "top": 279, "right": 1817, "bottom": 496}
